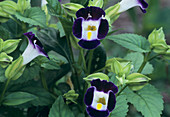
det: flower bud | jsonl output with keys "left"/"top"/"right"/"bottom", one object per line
{"left": 83, "top": 73, "right": 109, "bottom": 82}
{"left": 5, "top": 56, "right": 26, "bottom": 80}
{"left": 2, "top": 39, "right": 21, "bottom": 54}
{"left": 105, "top": 3, "right": 120, "bottom": 25}
{"left": 62, "top": 3, "right": 84, "bottom": 18}
{"left": 126, "top": 73, "right": 151, "bottom": 91}
{"left": 0, "top": 52, "right": 13, "bottom": 68}
{"left": 63, "top": 90, "right": 79, "bottom": 104}
{"left": 148, "top": 28, "right": 165, "bottom": 46}
{"left": 88, "top": 0, "right": 103, "bottom": 8}
{"left": 152, "top": 42, "right": 168, "bottom": 54}
{"left": 106, "top": 58, "right": 132, "bottom": 77}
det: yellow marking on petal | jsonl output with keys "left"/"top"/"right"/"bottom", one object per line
{"left": 87, "top": 32, "right": 92, "bottom": 40}
{"left": 96, "top": 103, "right": 102, "bottom": 110}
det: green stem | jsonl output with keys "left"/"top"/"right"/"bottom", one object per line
{"left": 137, "top": 52, "right": 151, "bottom": 73}
{"left": 67, "top": 37, "right": 75, "bottom": 64}
{"left": 80, "top": 49, "right": 87, "bottom": 73}
{"left": 147, "top": 54, "right": 160, "bottom": 61}
{"left": 87, "top": 50, "right": 94, "bottom": 75}
{"left": 116, "top": 84, "right": 128, "bottom": 97}
{"left": 0, "top": 78, "right": 11, "bottom": 104}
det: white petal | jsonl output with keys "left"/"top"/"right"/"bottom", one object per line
{"left": 81, "top": 19, "right": 100, "bottom": 41}
{"left": 118, "top": 0, "right": 141, "bottom": 13}
{"left": 91, "top": 88, "right": 109, "bottom": 111}
{"left": 22, "top": 44, "right": 45, "bottom": 65}
{"left": 41, "top": 0, "right": 47, "bottom": 7}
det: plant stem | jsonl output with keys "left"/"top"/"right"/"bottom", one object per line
{"left": 87, "top": 50, "right": 94, "bottom": 75}
{"left": 80, "top": 49, "right": 87, "bottom": 73}
{"left": 137, "top": 52, "right": 151, "bottom": 73}
{"left": 0, "top": 78, "right": 11, "bottom": 104}
{"left": 116, "top": 84, "right": 128, "bottom": 97}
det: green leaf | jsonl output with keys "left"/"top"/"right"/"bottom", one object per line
{"left": 11, "top": 64, "right": 40, "bottom": 84}
{"left": 49, "top": 96, "right": 74, "bottom": 117}
{"left": 124, "top": 52, "right": 154, "bottom": 74}
{"left": 21, "top": 87, "right": 54, "bottom": 106}
{"left": 110, "top": 95, "right": 128, "bottom": 117}
{"left": 0, "top": 25, "right": 10, "bottom": 39}
{"left": 0, "top": 66, "right": 6, "bottom": 82}
{"left": 70, "top": 0, "right": 88, "bottom": 5}
{"left": 36, "top": 28, "right": 71, "bottom": 63}
{"left": 107, "top": 34, "right": 151, "bottom": 53}
{"left": 15, "top": 7, "right": 46, "bottom": 27}
{"left": 86, "top": 46, "right": 106, "bottom": 73}
{"left": 47, "top": 0, "right": 65, "bottom": 17}
{"left": 3, "top": 92, "right": 37, "bottom": 106}
{"left": 124, "top": 84, "right": 164, "bottom": 117}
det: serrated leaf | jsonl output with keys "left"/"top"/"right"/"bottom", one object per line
{"left": 110, "top": 95, "right": 128, "bottom": 117}
{"left": 49, "top": 96, "right": 74, "bottom": 117}
{"left": 124, "top": 84, "right": 164, "bottom": 117}
{"left": 107, "top": 34, "right": 151, "bottom": 53}
{"left": 15, "top": 7, "right": 46, "bottom": 27}
{"left": 3, "top": 92, "right": 37, "bottom": 106}
{"left": 124, "top": 52, "right": 154, "bottom": 74}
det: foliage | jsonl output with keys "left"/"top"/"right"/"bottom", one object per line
{"left": 0, "top": 0, "right": 168, "bottom": 117}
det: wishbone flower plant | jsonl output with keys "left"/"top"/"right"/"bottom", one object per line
{"left": 118, "top": 0, "right": 148, "bottom": 13}
{"left": 73, "top": 6, "right": 109, "bottom": 49}
{"left": 84, "top": 79, "right": 118, "bottom": 117}
{"left": 22, "top": 32, "right": 49, "bottom": 65}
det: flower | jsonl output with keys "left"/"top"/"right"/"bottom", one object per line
{"left": 118, "top": 0, "right": 148, "bottom": 13}
{"left": 73, "top": 6, "right": 109, "bottom": 49}
{"left": 84, "top": 79, "right": 118, "bottom": 117}
{"left": 22, "top": 32, "right": 49, "bottom": 65}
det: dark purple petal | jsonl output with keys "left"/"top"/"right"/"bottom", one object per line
{"left": 78, "top": 39, "right": 100, "bottom": 50}
{"left": 86, "top": 106, "right": 109, "bottom": 117}
{"left": 24, "top": 32, "right": 43, "bottom": 48}
{"left": 76, "top": 6, "right": 105, "bottom": 20}
{"left": 72, "top": 18, "right": 83, "bottom": 39}
{"left": 97, "top": 19, "right": 109, "bottom": 39}
{"left": 84, "top": 87, "right": 94, "bottom": 106}
{"left": 36, "top": 45, "right": 49, "bottom": 59}
{"left": 138, "top": 0, "right": 148, "bottom": 13}
{"left": 107, "top": 91, "right": 116, "bottom": 112}
{"left": 91, "top": 79, "right": 118, "bottom": 93}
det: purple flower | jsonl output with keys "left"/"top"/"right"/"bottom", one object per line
{"left": 118, "top": 0, "right": 148, "bottom": 13}
{"left": 22, "top": 32, "right": 49, "bottom": 65}
{"left": 84, "top": 79, "right": 118, "bottom": 117}
{"left": 73, "top": 6, "right": 109, "bottom": 49}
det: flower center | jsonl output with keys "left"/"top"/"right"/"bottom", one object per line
{"left": 87, "top": 26, "right": 97, "bottom": 31}
{"left": 97, "top": 97, "right": 106, "bottom": 105}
